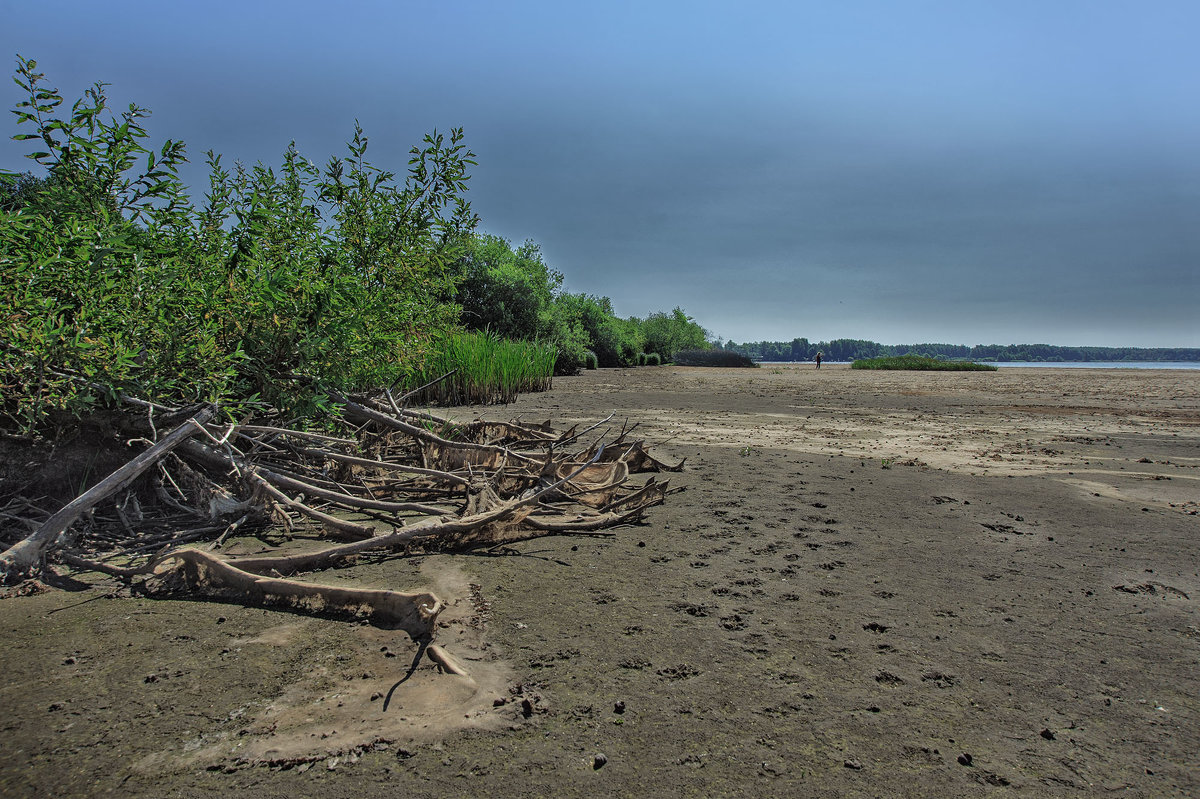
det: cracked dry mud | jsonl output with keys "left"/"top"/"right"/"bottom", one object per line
{"left": 2, "top": 364, "right": 1199, "bottom": 797}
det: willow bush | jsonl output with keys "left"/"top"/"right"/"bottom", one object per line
{"left": 2, "top": 57, "right": 478, "bottom": 435}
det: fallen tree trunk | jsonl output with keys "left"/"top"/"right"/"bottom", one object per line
{"left": 0, "top": 406, "right": 214, "bottom": 583}
{"left": 178, "top": 439, "right": 378, "bottom": 540}
{"left": 145, "top": 548, "right": 442, "bottom": 639}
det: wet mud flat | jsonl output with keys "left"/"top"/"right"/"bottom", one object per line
{"left": 2, "top": 365, "right": 1198, "bottom": 797}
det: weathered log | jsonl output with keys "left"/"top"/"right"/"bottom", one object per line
{"left": 256, "top": 467, "right": 449, "bottom": 516}
{"left": 524, "top": 502, "right": 662, "bottom": 533}
{"left": 0, "top": 406, "right": 215, "bottom": 583}
{"left": 600, "top": 478, "right": 672, "bottom": 513}
{"left": 188, "top": 437, "right": 456, "bottom": 528}
{"left": 551, "top": 412, "right": 616, "bottom": 449}
{"left": 427, "top": 643, "right": 471, "bottom": 677}
{"left": 590, "top": 440, "right": 686, "bottom": 472}
{"left": 552, "top": 460, "right": 630, "bottom": 508}
{"left": 59, "top": 551, "right": 157, "bottom": 578}
{"left": 145, "top": 548, "right": 441, "bottom": 639}
{"left": 248, "top": 474, "right": 376, "bottom": 541}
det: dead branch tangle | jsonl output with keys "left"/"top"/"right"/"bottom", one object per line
{"left": 0, "top": 391, "right": 682, "bottom": 652}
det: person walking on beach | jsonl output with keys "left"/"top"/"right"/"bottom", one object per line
{"left": 815, "top": 351, "right": 823, "bottom": 369}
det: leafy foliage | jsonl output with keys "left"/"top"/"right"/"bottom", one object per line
{"left": 638, "top": 307, "right": 709, "bottom": 361}
{"left": 851, "top": 355, "right": 997, "bottom": 371}
{"left": 2, "top": 56, "right": 478, "bottom": 435}
{"left": 449, "top": 234, "right": 595, "bottom": 374}
{"left": 673, "top": 350, "right": 757, "bottom": 368}
{"left": 453, "top": 235, "right": 561, "bottom": 341}
{"left": 0, "top": 171, "right": 51, "bottom": 212}
{"left": 448, "top": 234, "right": 712, "bottom": 371}
{"left": 552, "top": 293, "right": 642, "bottom": 368}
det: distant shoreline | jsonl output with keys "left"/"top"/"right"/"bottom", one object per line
{"left": 756, "top": 360, "right": 1200, "bottom": 370}
{"left": 730, "top": 339, "right": 1200, "bottom": 364}
{"left": 989, "top": 361, "right": 1200, "bottom": 369}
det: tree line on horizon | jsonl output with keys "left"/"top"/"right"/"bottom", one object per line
{"left": 721, "top": 338, "right": 1200, "bottom": 363}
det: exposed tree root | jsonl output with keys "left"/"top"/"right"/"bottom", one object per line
{"left": 426, "top": 643, "right": 471, "bottom": 677}
{"left": 0, "top": 407, "right": 214, "bottom": 581}
{"left": 1, "top": 390, "right": 680, "bottom": 662}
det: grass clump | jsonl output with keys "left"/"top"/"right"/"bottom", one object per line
{"left": 403, "top": 331, "right": 555, "bottom": 405}
{"left": 673, "top": 350, "right": 758, "bottom": 368}
{"left": 645, "top": 353, "right": 661, "bottom": 366}
{"left": 852, "top": 355, "right": 997, "bottom": 371}
{"left": 583, "top": 351, "right": 599, "bottom": 370}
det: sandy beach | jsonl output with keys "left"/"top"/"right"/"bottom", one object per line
{"left": 2, "top": 364, "right": 1198, "bottom": 797}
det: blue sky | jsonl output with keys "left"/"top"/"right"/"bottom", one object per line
{"left": 3, "top": 1, "right": 1198, "bottom": 347}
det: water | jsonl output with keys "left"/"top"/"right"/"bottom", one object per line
{"left": 990, "top": 361, "right": 1200, "bottom": 370}
{"left": 758, "top": 361, "right": 1200, "bottom": 370}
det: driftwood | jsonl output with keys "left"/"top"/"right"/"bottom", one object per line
{"left": 1, "top": 388, "right": 681, "bottom": 669}
{"left": 426, "top": 643, "right": 471, "bottom": 677}
{"left": 0, "top": 406, "right": 214, "bottom": 581}
{"left": 145, "top": 548, "right": 441, "bottom": 639}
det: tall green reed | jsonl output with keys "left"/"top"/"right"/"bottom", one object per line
{"left": 403, "top": 331, "right": 555, "bottom": 405}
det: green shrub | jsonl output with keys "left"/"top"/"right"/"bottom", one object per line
{"left": 645, "top": 353, "right": 661, "bottom": 366}
{"left": 452, "top": 235, "right": 561, "bottom": 342}
{"left": 851, "top": 355, "right": 998, "bottom": 371}
{"left": 673, "top": 350, "right": 757, "bottom": 368}
{"left": 553, "top": 294, "right": 643, "bottom": 367}
{"left": 638, "top": 307, "right": 709, "bottom": 360}
{"left": 450, "top": 236, "right": 715, "bottom": 374}
{"left": 583, "top": 350, "right": 599, "bottom": 370}
{"left": 2, "top": 57, "right": 478, "bottom": 434}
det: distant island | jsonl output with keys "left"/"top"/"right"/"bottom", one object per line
{"left": 721, "top": 338, "right": 1200, "bottom": 363}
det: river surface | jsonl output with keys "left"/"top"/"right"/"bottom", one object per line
{"left": 990, "top": 361, "right": 1200, "bottom": 369}
{"left": 759, "top": 360, "right": 1200, "bottom": 370}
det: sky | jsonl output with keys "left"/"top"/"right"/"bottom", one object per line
{"left": 3, "top": 1, "right": 1198, "bottom": 348}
